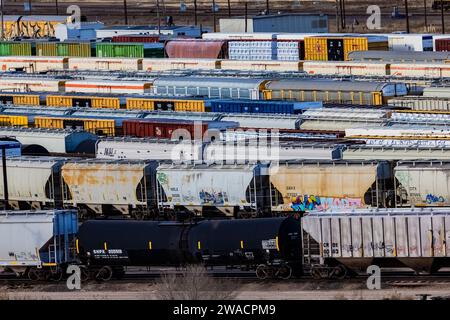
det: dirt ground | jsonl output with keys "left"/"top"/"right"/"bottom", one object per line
{"left": 2, "top": 280, "right": 450, "bottom": 300}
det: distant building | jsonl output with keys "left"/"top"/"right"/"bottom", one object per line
{"left": 220, "top": 14, "right": 328, "bottom": 33}
{"left": 55, "top": 22, "right": 104, "bottom": 41}
{"left": 96, "top": 25, "right": 208, "bottom": 40}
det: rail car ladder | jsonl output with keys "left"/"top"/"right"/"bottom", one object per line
{"left": 302, "top": 230, "right": 321, "bottom": 274}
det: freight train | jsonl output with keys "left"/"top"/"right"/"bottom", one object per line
{"left": 0, "top": 157, "right": 394, "bottom": 218}
{"left": 0, "top": 74, "right": 407, "bottom": 105}
{"left": 3, "top": 208, "right": 450, "bottom": 281}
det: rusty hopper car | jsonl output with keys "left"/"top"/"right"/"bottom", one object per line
{"left": 61, "top": 159, "right": 158, "bottom": 218}
{"left": 302, "top": 208, "right": 450, "bottom": 278}
{"left": 156, "top": 162, "right": 271, "bottom": 218}
{"left": 269, "top": 160, "right": 394, "bottom": 214}
{"left": 395, "top": 161, "right": 450, "bottom": 207}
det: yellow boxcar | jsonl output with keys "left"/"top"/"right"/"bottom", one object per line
{"left": 305, "top": 36, "right": 388, "bottom": 61}
{"left": 46, "top": 95, "right": 122, "bottom": 109}
{"left": 126, "top": 98, "right": 205, "bottom": 112}
{"left": 34, "top": 116, "right": 115, "bottom": 136}
{"left": 0, "top": 115, "right": 28, "bottom": 126}
{"left": 0, "top": 94, "right": 41, "bottom": 106}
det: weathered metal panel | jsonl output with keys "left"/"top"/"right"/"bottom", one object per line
{"left": 407, "top": 216, "right": 421, "bottom": 257}
{"left": 395, "top": 162, "right": 450, "bottom": 207}
{"left": 420, "top": 215, "right": 433, "bottom": 256}
{"left": 321, "top": 218, "right": 331, "bottom": 258}
{"left": 351, "top": 217, "right": 363, "bottom": 257}
{"left": 372, "top": 217, "right": 384, "bottom": 257}
{"left": 142, "top": 58, "right": 219, "bottom": 71}
{"left": 340, "top": 217, "right": 353, "bottom": 257}
{"left": 446, "top": 216, "right": 450, "bottom": 257}
{"left": 156, "top": 163, "right": 257, "bottom": 211}
{"left": 62, "top": 160, "right": 151, "bottom": 212}
{"left": 432, "top": 216, "right": 446, "bottom": 257}
{"left": 330, "top": 217, "right": 341, "bottom": 257}
{"left": 0, "top": 78, "right": 62, "bottom": 92}
{"left": 362, "top": 217, "right": 374, "bottom": 257}
{"left": 0, "top": 56, "right": 67, "bottom": 72}
{"left": 165, "top": 40, "right": 226, "bottom": 59}
{"left": 383, "top": 215, "right": 396, "bottom": 257}
{"left": 270, "top": 161, "right": 379, "bottom": 212}
{"left": 395, "top": 216, "right": 408, "bottom": 257}
{"left": 68, "top": 57, "right": 142, "bottom": 71}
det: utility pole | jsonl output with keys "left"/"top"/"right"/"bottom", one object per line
{"left": 441, "top": 0, "right": 446, "bottom": 34}
{"left": 227, "top": 0, "right": 231, "bottom": 17}
{"left": 1, "top": 0, "right": 4, "bottom": 41}
{"left": 194, "top": 0, "right": 198, "bottom": 26}
{"left": 212, "top": 0, "right": 217, "bottom": 32}
{"left": 335, "top": 0, "right": 340, "bottom": 32}
{"left": 340, "top": 0, "right": 346, "bottom": 29}
{"left": 266, "top": 0, "right": 269, "bottom": 14}
{"left": 123, "top": 0, "right": 128, "bottom": 25}
{"left": 55, "top": 0, "right": 59, "bottom": 15}
{"left": 245, "top": 2, "right": 248, "bottom": 32}
{"left": 2, "top": 146, "right": 9, "bottom": 210}
{"left": 424, "top": 0, "right": 428, "bottom": 31}
{"left": 156, "top": 0, "right": 161, "bottom": 35}
{"left": 405, "top": 0, "right": 410, "bottom": 33}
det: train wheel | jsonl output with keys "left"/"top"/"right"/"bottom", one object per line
{"left": 276, "top": 265, "right": 292, "bottom": 280}
{"left": 310, "top": 267, "right": 323, "bottom": 280}
{"left": 331, "top": 265, "right": 347, "bottom": 280}
{"left": 50, "top": 269, "right": 63, "bottom": 282}
{"left": 95, "top": 266, "right": 113, "bottom": 282}
{"left": 80, "top": 266, "right": 90, "bottom": 282}
{"left": 256, "top": 264, "right": 269, "bottom": 280}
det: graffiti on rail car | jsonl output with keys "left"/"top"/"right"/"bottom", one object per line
{"left": 290, "top": 194, "right": 364, "bottom": 212}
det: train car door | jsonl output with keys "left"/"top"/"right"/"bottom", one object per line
{"left": 327, "top": 39, "right": 344, "bottom": 61}
{"left": 154, "top": 100, "right": 175, "bottom": 111}
{"left": 63, "top": 119, "right": 85, "bottom": 131}
{"left": 72, "top": 97, "right": 92, "bottom": 108}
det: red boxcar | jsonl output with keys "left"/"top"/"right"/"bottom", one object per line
{"left": 122, "top": 119, "right": 209, "bottom": 140}
{"left": 436, "top": 38, "right": 450, "bottom": 52}
{"left": 112, "top": 35, "right": 160, "bottom": 43}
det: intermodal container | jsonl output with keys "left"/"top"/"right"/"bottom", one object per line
{"left": 122, "top": 119, "right": 208, "bottom": 140}
{"left": 0, "top": 115, "right": 28, "bottom": 126}
{"left": 0, "top": 93, "right": 41, "bottom": 106}
{"left": 435, "top": 38, "right": 450, "bottom": 52}
{"left": 126, "top": 98, "right": 206, "bottom": 112}
{"left": 36, "top": 42, "right": 91, "bottom": 57}
{"left": 0, "top": 42, "right": 32, "bottom": 56}
{"left": 210, "top": 100, "right": 322, "bottom": 114}
{"left": 34, "top": 116, "right": 115, "bottom": 136}
{"left": 46, "top": 95, "right": 123, "bottom": 109}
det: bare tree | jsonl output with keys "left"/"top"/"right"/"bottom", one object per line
{"left": 155, "top": 265, "right": 240, "bottom": 300}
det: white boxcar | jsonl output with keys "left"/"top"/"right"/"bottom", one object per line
{"left": 0, "top": 127, "right": 97, "bottom": 154}
{"left": 61, "top": 159, "right": 157, "bottom": 216}
{"left": 345, "top": 125, "right": 450, "bottom": 138}
{"left": 395, "top": 161, "right": 450, "bottom": 207}
{"left": 156, "top": 162, "right": 269, "bottom": 217}
{"left": 220, "top": 59, "right": 301, "bottom": 72}
{"left": 203, "top": 141, "right": 343, "bottom": 162}
{"left": 202, "top": 32, "right": 277, "bottom": 40}
{"left": 220, "top": 113, "right": 300, "bottom": 129}
{"left": 388, "top": 97, "right": 450, "bottom": 111}
{"left": 302, "top": 208, "right": 450, "bottom": 273}
{"left": 387, "top": 34, "right": 433, "bottom": 51}
{"left": 343, "top": 144, "right": 450, "bottom": 161}
{"left": 0, "top": 157, "right": 66, "bottom": 209}
{"left": 0, "top": 210, "right": 78, "bottom": 274}
{"left": 0, "top": 78, "right": 64, "bottom": 92}
{"left": 423, "top": 87, "right": 450, "bottom": 99}
{"left": 142, "top": 58, "right": 219, "bottom": 71}
{"left": 96, "top": 137, "right": 203, "bottom": 161}
{"left": 0, "top": 56, "right": 68, "bottom": 73}
{"left": 390, "top": 63, "right": 450, "bottom": 78}
{"left": 68, "top": 57, "right": 142, "bottom": 71}
{"left": 303, "top": 61, "right": 388, "bottom": 76}
{"left": 299, "top": 108, "right": 389, "bottom": 131}
{"left": 65, "top": 80, "right": 153, "bottom": 94}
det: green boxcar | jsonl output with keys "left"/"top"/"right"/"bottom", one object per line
{"left": 36, "top": 42, "right": 91, "bottom": 57}
{"left": 96, "top": 43, "right": 144, "bottom": 58}
{"left": 0, "top": 42, "right": 32, "bottom": 56}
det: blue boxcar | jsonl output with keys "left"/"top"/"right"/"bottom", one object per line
{"left": 209, "top": 99, "right": 322, "bottom": 114}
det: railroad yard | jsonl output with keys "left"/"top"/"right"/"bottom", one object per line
{"left": 2, "top": 3, "right": 450, "bottom": 304}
